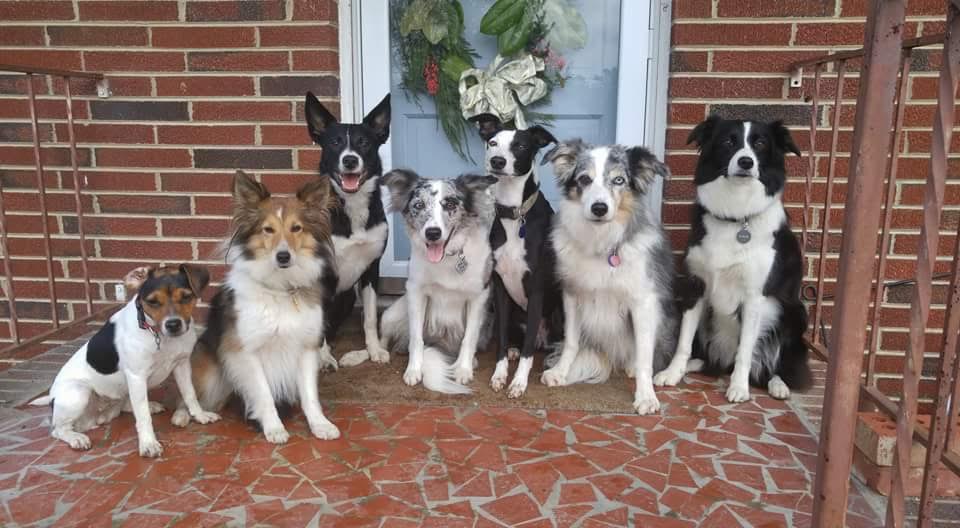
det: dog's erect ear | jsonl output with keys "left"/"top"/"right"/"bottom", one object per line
{"left": 363, "top": 93, "right": 391, "bottom": 144}
{"left": 233, "top": 170, "right": 269, "bottom": 207}
{"left": 382, "top": 169, "right": 421, "bottom": 211}
{"left": 305, "top": 91, "right": 338, "bottom": 143}
{"left": 123, "top": 266, "right": 151, "bottom": 296}
{"left": 454, "top": 173, "right": 499, "bottom": 193}
{"left": 469, "top": 113, "right": 503, "bottom": 142}
{"left": 543, "top": 139, "right": 586, "bottom": 183}
{"left": 627, "top": 147, "right": 670, "bottom": 194}
{"left": 178, "top": 263, "right": 210, "bottom": 298}
{"left": 687, "top": 115, "right": 721, "bottom": 148}
{"left": 296, "top": 178, "right": 333, "bottom": 208}
{"left": 770, "top": 120, "right": 802, "bottom": 157}
{"left": 527, "top": 125, "right": 557, "bottom": 150}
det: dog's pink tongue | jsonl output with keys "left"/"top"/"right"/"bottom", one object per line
{"left": 341, "top": 173, "right": 361, "bottom": 191}
{"left": 426, "top": 243, "right": 444, "bottom": 263}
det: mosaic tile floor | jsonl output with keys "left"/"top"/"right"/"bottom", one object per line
{"left": 0, "top": 374, "right": 880, "bottom": 527}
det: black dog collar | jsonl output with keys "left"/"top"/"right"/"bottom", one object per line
{"left": 495, "top": 189, "right": 539, "bottom": 221}
{"left": 135, "top": 297, "right": 163, "bottom": 348}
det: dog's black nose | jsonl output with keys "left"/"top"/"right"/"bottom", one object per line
{"left": 737, "top": 157, "right": 754, "bottom": 170}
{"left": 490, "top": 156, "right": 507, "bottom": 171}
{"left": 164, "top": 319, "right": 183, "bottom": 333}
{"left": 342, "top": 155, "right": 359, "bottom": 170}
{"left": 425, "top": 227, "right": 442, "bottom": 241}
{"left": 591, "top": 202, "right": 609, "bottom": 218}
{"left": 276, "top": 251, "right": 291, "bottom": 266}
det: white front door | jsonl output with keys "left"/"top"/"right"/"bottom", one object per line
{"left": 341, "top": 0, "right": 671, "bottom": 278}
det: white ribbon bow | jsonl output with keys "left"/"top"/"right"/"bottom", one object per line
{"left": 459, "top": 53, "right": 548, "bottom": 129}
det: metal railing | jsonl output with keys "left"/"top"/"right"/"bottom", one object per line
{"left": 0, "top": 64, "right": 119, "bottom": 358}
{"left": 789, "top": 2, "right": 960, "bottom": 527}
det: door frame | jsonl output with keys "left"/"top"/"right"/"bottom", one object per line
{"left": 339, "top": 0, "right": 673, "bottom": 279}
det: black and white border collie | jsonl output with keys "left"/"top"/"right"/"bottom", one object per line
{"left": 303, "top": 92, "right": 391, "bottom": 368}
{"left": 654, "top": 115, "right": 812, "bottom": 402}
{"left": 470, "top": 114, "right": 562, "bottom": 398}
{"left": 379, "top": 170, "right": 498, "bottom": 394}
{"left": 542, "top": 141, "right": 678, "bottom": 415}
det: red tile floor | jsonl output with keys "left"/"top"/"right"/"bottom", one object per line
{"left": 0, "top": 373, "right": 880, "bottom": 527}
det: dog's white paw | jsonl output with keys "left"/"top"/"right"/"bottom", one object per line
{"left": 507, "top": 347, "right": 520, "bottom": 361}
{"left": 148, "top": 401, "right": 165, "bottom": 414}
{"left": 453, "top": 364, "right": 474, "bottom": 385}
{"left": 96, "top": 408, "right": 121, "bottom": 425}
{"left": 541, "top": 368, "right": 567, "bottom": 387}
{"left": 60, "top": 431, "right": 92, "bottom": 450}
{"left": 624, "top": 365, "right": 636, "bottom": 379}
{"left": 726, "top": 383, "right": 752, "bottom": 403}
{"left": 310, "top": 420, "right": 341, "bottom": 440}
{"left": 653, "top": 367, "right": 684, "bottom": 387}
{"left": 139, "top": 438, "right": 163, "bottom": 458}
{"left": 192, "top": 410, "right": 221, "bottom": 425}
{"left": 263, "top": 426, "right": 290, "bottom": 444}
{"left": 490, "top": 370, "right": 508, "bottom": 392}
{"left": 686, "top": 358, "right": 705, "bottom": 373}
{"left": 507, "top": 378, "right": 528, "bottom": 399}
{"left": 338, "top": 349, "right": 370, "bottom": 367}
{"left": 633, "top": 395, "right": 661, "bottom": 416}
{"left": 768, "top": 376, "right": 791, "bottom": 400}
{"left": 318, "top": 346, "right": 338, "bottom": 372}
{"left": 171, "top": 409, "right": 191, "bottom": 428}
{"left": 369, "top": 344, "right": 390, "bottom": 364}
{"left": 403, "top": 365, "right": 422, "bottom": 387}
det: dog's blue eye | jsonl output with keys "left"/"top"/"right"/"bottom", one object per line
{"left": 612, "top": 176, "right": 626, "bottom": 185}
{"left": 413, "top": 201, "right": 425, "bottom": 210}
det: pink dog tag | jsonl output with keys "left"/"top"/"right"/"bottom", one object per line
{"left": 608, "top": 253, "right": 621, "bottom": 267}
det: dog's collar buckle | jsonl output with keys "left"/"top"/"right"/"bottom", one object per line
{"left": 289, "top": 288, "right": 301, "bottom": 311}
{"left": 495, "top": 190, "right": 539, "bottom": 239}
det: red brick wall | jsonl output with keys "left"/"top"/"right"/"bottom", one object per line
{"left": 667, "top": 0, "right": 957, "bottom": 407}
{"left": 0, "top": 0, "right": 338, "bottom": 362}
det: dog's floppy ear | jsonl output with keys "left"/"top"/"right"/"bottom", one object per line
{"left": 233, "top": 170, "right": 269, "bottom": 207}
{"left": 543, "top": 139, "right": 586, "bottom": 184}
{"left": 770, "top": 120, "right": 802, "bottom": 157}
{"left": 454, "top": 173, "right": 499, "bottom": 193}
{"left": 178, "top": 263, "right": 210, "bottom": 298}
{"left": 627, "top": 147, "right": 670, "bottom": 194}
{"left": 363, "top": 93, "right": 391, "bottom": 144}
{"left": 123, "top": 266, "right": 151, "bottom": 297}
{"left": 687, "top": 114, "right": 721, "bottom": 148}
{"left": 469, "top": 113, "right": 503, "bottom": 142}
{"left": 305, "top": 91, "right": 338, "bottom": 143}
{"left": 528, "top": 125, "right": 557, "bottom": 150}
{"left": 382, "top": 169, "right": 421, "bottom": 211}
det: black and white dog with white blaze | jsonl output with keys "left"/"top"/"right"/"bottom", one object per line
{"left": 654, "top": 115, "right": 812, "bottom": 403}
{"left": 542, "top": 140, "right": 678, "bottom": 415}
{"left": 303, "top": 92, "right": 391, "bottom": 368}
{"left": 471, "top": 113, "right": 563, "bottom": 399}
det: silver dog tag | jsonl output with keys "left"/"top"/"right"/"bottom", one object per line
{"left": 736, "top": 222, "right": 751, "bottom": 244}
{"left": 455, "top": 252, "right": 468, "bottom": 274}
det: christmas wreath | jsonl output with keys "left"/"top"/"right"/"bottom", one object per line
{"left": 392, "top": 0, "right": 587, "bottom": 159}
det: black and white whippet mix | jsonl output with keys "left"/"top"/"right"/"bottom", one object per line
{"left": 304, "top": 92, "right": 391, "bottom": 368}
{"left": 31, "top": 265, "right": 219, "bottom": 457}
{"left": 654, "top": 115, "right": 812, "bottom": 403}
{"left": 471, "top": 114, "right": 563, "bottom": 398}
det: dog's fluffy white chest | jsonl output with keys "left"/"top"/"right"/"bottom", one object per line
{"left": 494, "top": 218, "right": 529, "bottom": 309}
{"left": 687, "top": 205, "right": 783, "bottom": 316}
{"left": 333, "top": 222, "right": 387, "bottom": 292}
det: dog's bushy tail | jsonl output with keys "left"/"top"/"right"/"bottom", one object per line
{"left": 421, "top": 347, "right": 471, "bottom": 395}
{"left": 544, "top": 347, "right": 613, "bottom": 384}
{"left": 28, "top": 395, "right": 52, "bottom": 406}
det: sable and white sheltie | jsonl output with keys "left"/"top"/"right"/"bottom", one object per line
{"left": 655, "top": 116, "right": 811, "bottom": 402}
{"left": 378, "top": 170, "right": 499, "bottom": 394}
{"left": 542, "top": 141, "right": 678, "bottom": 415}
{"left": 172, "top": 171, "right": 341, "bottom": 443}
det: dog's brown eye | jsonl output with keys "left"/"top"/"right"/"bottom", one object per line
{"left": 722, "top": 138, "right": 735, "bottom": 147}
{"left": 145, "top": 298, "right": 161, "bottom": 307}
{"left": 355, "top": 137, "right": 369, "bottom": 148}
{"left": 291, "top": 225, "right": 302, "bottom": 233}
{"left": 413, "top": 201, "right": 425, "bottom": 210}
{"left": 443, "top": 200, "right": 458, "bottom": 211}
{"left": 488, "top": 140, "right": 497, "bottom": 147}
{"left": 331, "top": 137, "right": 343, "bottom": 147}
{"left": 754, "top": 139, "right": 767, "bottom": 150}
{"left": 263, "top": 226, "right": 275, "bottom": 234}
{"left": 179, "top": 293, "right": 194, "bottom": 303}
{"left": 577, "top": 174, "right": 592, "bottom": 186}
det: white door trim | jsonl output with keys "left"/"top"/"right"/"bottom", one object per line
{"left": 340, "top": 0, "right": 673, "bottom": 277}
